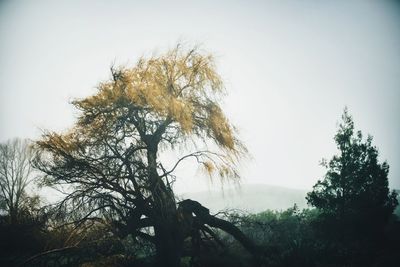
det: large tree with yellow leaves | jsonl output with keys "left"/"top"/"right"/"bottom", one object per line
{"left": 34, "top": 46, "right": 258, "bottom": 266}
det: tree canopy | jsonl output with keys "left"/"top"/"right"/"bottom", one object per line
{"left": 0, "top": 138, "right": 39, "bottom": 224}
{"left": 306, "top": 108, "right": 398, "bottom": 242}
{"left": 33, "top": 45, "right": 253, "bottom": 267}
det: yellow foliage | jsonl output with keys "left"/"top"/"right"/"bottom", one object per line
{"left": 207, "top": 104, "right": 235, "bottom": 150}
{"left": 38, "top": 45, "right": 247, "bottom": 183}
{"left": 203, "top": 161, "right": 215, "bottom": 175}
{"left": 73, "top": 46, "right": 226, "bottom": 134}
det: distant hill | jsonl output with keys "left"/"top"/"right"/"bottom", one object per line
{"left": 180, "top": 185, "right": 400, "bottom": 216}
{"left": 180, "top": 184, "right": 308, "bottom": 214}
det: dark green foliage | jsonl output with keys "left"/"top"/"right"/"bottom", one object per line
{"left": 218, "top": 205, "right": 400, "bottom": 267}
{"left": 307, "top": 109, "right": 398, "bottom": 226}
{"left": 306, "top": 108, "right": 398, "bottom": 266}
{"left": 221, "top": 206, "right": 319, "bottom": 267}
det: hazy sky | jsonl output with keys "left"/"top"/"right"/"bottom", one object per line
{"left": 1, "top": 0, "right": 399, "bottom": 193}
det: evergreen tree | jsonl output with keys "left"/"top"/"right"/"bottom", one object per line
{"left": 307, "top": 108, "right": 398, "bottom": 265}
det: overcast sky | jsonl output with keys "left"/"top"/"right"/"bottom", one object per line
{"left": 1, "top": 0, "right": 399, "bottom": 193}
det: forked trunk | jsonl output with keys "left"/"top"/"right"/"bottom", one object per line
{"left": 146, "top": 141, "right": 184, "bottom": 266}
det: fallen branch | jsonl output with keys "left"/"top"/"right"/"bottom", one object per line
{"left": 178, "top": 199, "right": 263, "bottom": 256}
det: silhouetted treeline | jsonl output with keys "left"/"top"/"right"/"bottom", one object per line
{"left": 1, "top": 203, "right": 400, "bottom": 267}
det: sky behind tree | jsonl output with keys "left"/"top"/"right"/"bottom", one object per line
{"left": 1, "top": 0, "right": 399, "bottom": 192}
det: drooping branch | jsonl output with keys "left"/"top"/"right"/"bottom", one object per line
{"left": 34, "top": 46, "right": 251, "bottom": 267}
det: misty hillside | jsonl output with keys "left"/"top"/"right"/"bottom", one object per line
{"left": 180, "top": 184, "right": 309, "bottom": 214}
{"left": 181, "top": 185, "right": 400, "bottom": 216}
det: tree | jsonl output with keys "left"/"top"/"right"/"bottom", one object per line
{"left": 306, "top": 108, "right": 398, "bottom": 264}
{"left": 0, "top": 138, "right": 38, "bottom": 224}
{"left": 34, "top": 45, "right": 258, "bottom": 266}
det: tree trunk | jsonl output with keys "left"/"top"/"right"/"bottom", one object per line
{"left": 154, "top": 219, "right": 184, "bottom": 267}
{"left": 152, "top": 188, "right": 183, "bottom": 267}
{"left": 146, "top": 144, "right": 184, "bottom": 267}
{"left": 9, "top": 206, "right": 18, "bottom": 225}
